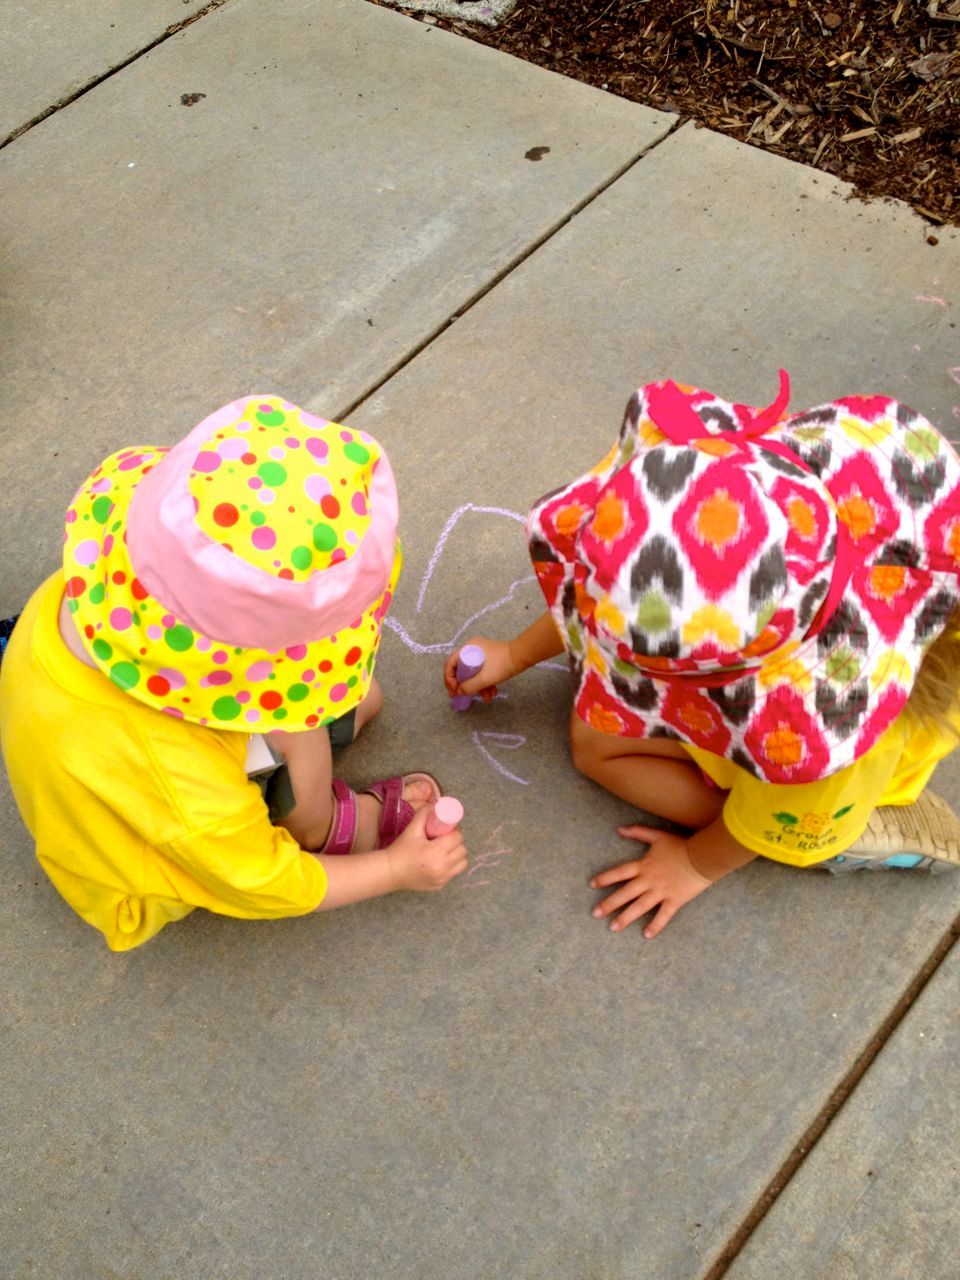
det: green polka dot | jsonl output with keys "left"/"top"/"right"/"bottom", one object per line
{"left": 287, "top": 683, "right": 309, "bottom": 702}
{"left": 240, "top": 504, "right": 249, "bottom": 512}
{"left": 250, "top": 510, "right": 266, "bottom": 526}
{"left": 92, "top": 638, "right": 112, "bottom": 661}
{"left": 89, "top": 582, "right": 106, "bottom": 605}
{"left": 312, "top": 523, "right": 337, "bottom": 553}
{"left": 212, "top": 695, "right": 242, "bottom": 721}
{"left": 164, "top": 624, "right": 194, "bottom": 653}
{"left": 256, "top": 409, "right": 286, "bottom": 427}
{"left": 92, "top": 496, "right": 113, "bottom": 525}
{"left": 67, "top": 599, "right": 79, "bottom": 614}
{"left": 110, "top": 520, "right": 123, "bottom": 532}
{"left": 347, "top": 676, "right": 358, "bottom": 689}
{"left": 257, "top": 461, "right": 287, "bottom": 487}
{"left": 272, "top": 707, "right": 288, "bottom": 721}
{"left": 344, "top": 442, "right": 371, "bottom": 465}
{"left": 291, "top": 546, "right": 312, "bottom": 571}
{"left": 110, "top": 662, "right": 140, "bottom": 691}
{"left": 132, "top": 614, "right": 141, "bottom": 627}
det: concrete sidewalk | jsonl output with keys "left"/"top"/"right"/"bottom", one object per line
{"left": 1, "top": 2, "right": 958, "bottom": 1277}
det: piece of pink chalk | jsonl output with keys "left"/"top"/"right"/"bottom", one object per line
{"left": 424, "top": 796, "right": 464, "bottom": 839}
{"left": 450, "top": 643, "right": 485, "bottom": 712}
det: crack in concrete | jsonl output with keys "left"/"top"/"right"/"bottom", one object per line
{"left": 0, "top": 0, "right": 235, "bottom": 152}
{"left": 704, "top": 914, "right": 960, "bottom": 1279}
{"left": 338, "top": 114, "right": 688, "bottom": 422}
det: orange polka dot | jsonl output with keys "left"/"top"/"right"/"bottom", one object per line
{"left": 870, "top": 564, "right": 906, "bottom": 600}
{"left": 591, "top": 491, "right": 627, "bottom": 543}
{"left": 695, "top": 490, "right": 740, "bottom": 548}
{"left": 836, "top": 494, "right": 875, "bottom": 540}
{"left": 763, "top": 725, "right": 804, "bottom": 766}
{"left": 586, "top": 705, "right": 622, "bottom": 735}
{"left": 555, "top": 502, "right": 586, "bottom": 539}
{"left": 787, "top": 496, "right": 816, "bottom": 540}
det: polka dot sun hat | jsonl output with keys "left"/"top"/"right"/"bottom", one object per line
{"left": 63, "top": 396, "right": 401, "bottom": 732}
{"left": 528, "top": 371, "right": 960, "bottom": 784}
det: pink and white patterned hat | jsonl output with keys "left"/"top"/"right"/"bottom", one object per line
{"left": 64, "top": 395, "right": 401, "bottom": 732}
{"left": 527, "top": 371, "right": 960, "bottom": 783}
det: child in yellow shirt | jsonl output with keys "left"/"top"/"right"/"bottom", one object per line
{"left": 0, "top": 395, "right": 467, "bottom": 950}
{"left": 446, "top": 372, "right": 960, "bottom": 937}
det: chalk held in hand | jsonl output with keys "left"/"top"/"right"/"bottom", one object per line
{"left": 425, "top": 796, "right": 464, "bottom": 839}
{"left": 450, "top": 643, "right": 485, "bottom": 712}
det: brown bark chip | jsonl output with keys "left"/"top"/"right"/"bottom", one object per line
{"left": 375, "top": 1, "right": 960, "bottom": 227}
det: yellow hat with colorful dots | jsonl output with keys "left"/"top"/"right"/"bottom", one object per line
{"left": 63, "top": 395, "right": 401, "bottom": 732}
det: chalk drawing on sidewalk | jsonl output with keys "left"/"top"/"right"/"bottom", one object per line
{"left": 383, "top": 502, "right": 568, "bottom": 785}
{"left": 462, "top": 823, "right": 514, "bottom": 889}
{"left": 471, "top": 731, "right": 530, "bottom": 786}
{"left": 383, "top": 503, "right": 533, "bottom": 656}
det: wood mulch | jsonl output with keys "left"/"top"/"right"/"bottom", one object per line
{"left": 378, "top": 1, "right": 960, "bottom": 227}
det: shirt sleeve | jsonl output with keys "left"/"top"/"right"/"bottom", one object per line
{"left": 133, "top": 721, "right": 328, "bottom": 919}
{"left": 163, "top": 802, "right": 327, "bottom": 919}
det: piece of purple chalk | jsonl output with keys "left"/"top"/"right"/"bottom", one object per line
{"left": 451, "top": 643, "right": 485, "bottom": 712}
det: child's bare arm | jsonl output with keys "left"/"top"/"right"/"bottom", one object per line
{"left": 315, "top": 807, "right": 467, "bottom": 909}
{"left": 444, "top": 611, "right": 564, "bottom": 699}
{"left": 590, "top": 816, "right": 756, "bottom": 939}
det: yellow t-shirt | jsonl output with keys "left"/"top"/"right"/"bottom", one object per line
{"left": 685, "top": 712, "right": 955, "bottom": 867}
{"left": 0, "top": 576, "right": 327, "bottom": 950}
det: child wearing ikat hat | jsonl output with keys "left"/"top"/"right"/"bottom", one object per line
{"left": 446, "top": 371, "right": 960, "bottom": 938}
{"left": 0, "top": 396, "right": 467, "bottom": 950}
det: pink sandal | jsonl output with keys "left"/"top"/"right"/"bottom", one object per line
{"left": 319, "top": 773, "right": 442, "bottom": 855}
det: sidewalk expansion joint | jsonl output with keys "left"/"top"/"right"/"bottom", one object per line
{"left": 0, "top": 0, "right": 235, "bottom": 153}
{"left": 703, "top": 909, "right": 960, "bottom": 1280}
{"left": 337, "top": 114, "right": 688, "bottom": 422}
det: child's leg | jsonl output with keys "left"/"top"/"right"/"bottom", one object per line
{"left": 271, "top": 678, "right": 433, "bottom": 852}
{"left": 569, "top": 710, "right": 726, "bottom": 829}
{"left": 351, "top": 676, "right": 383, "bottom": 738}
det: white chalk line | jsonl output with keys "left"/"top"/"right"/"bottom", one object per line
{"left": 471, "top": 731, "right": 529, "bottom": 786}
{"left": 385, "top": 573, "right": 539, "bottom": 654}
{"left": 416, "top": 503, "right": 526, "bottom": 613}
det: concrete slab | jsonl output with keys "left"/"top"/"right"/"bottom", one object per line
{"left": 0, "top": 0, "right": 213, "bottom": 142}
{"left": 0, "top": 0, "right": 671, "bottom": 617}
{"left": 725, "top": 946, "right": 960, "bottom": 1280}
{"left": 3, "top": 107, "right": 960, "bottom": 1278}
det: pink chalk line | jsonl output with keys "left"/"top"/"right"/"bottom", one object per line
{"left": 462, "top": 824, "right": 514, "bottom": 888}
{"left": 916, "top": 295, "right": 947, "bottom": 307}
{"left": 949, "top": 368, "right": 960, "bottom": 387}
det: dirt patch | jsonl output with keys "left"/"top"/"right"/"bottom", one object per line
{"left": 377, "top": 0, "right": 960, "bottom": 227}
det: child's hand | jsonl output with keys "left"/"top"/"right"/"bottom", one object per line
{"left": 443, "top": 636, "right": 517, "bottom": 703}
{"left": 385, "top": 807, "right": 468, "bottom": 892}
{"left": 590, "top": 825, "right": 713, "bottom": 940}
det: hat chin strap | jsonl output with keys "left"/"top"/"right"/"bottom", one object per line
{"left": 646, "top": 369, "right": 792, "bottom": 446}
{"left": 621, "top": 523, "right": 858, "bottom": 691}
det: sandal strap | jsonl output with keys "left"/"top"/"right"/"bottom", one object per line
{"left": 361, "top": 776, "right": 413, "bottom": 848}
{"left": 319, "top": 778, "right": 359, "bottom": 856}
